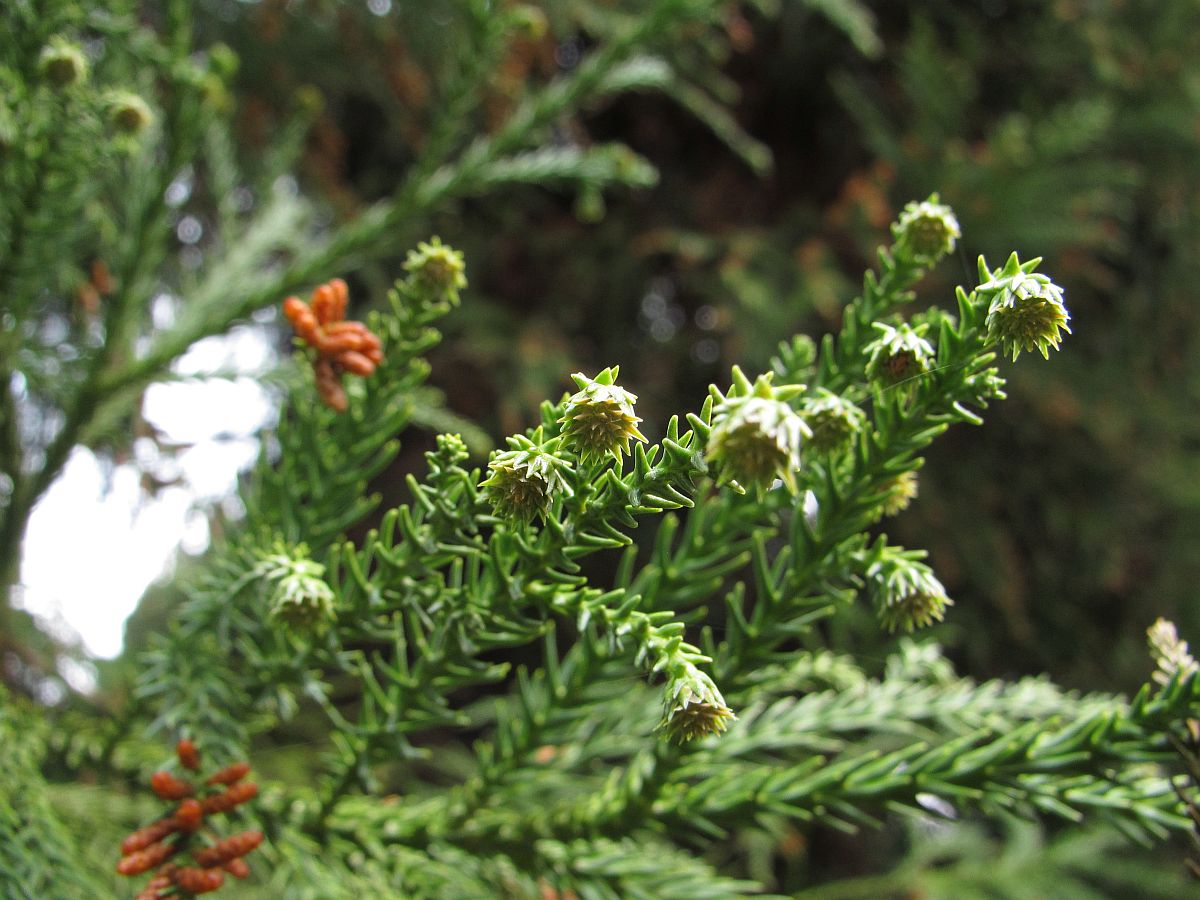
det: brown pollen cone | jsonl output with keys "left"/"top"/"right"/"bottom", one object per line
{"left": 116, "top": 840, "right": 177, "bottom": 876}
{"left": 121, "top": 818, "right": 179, "bottom": 856}
{"left": 118, "top": 738, "right": 263, "bottom": 897}
{"left": 176, "top": 738, "right": 201, "bottom": 771}
{"left": 205, "top": 761, "right": 251, "bottom": 786}
{"left": 193, "top": 830, "right": 264, "bottom": 868}
{"left": 202, "top": 781, "right": 258, "bottom": 815}
{"left": 174, "top": 866, "right": 225, "bottom": 894}
{"left": 282, "top": 279, "right": 384, "bottom": 412}
{"left": 149, "top": 771, "right": 193, "bottom": 800}
{"left": 224, "top": 857, "right": 251, "bottom": 879}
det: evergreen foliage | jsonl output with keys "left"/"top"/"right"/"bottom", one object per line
{"left": 15, "top": 215, "right": 1198, "bottom": 897}
{"left": 0, "top": 687, "right": 110, "bottom": 898}
{"left": 3, "top": 2, "right": 1200, "bottom": 898}
{"left": 830, "top": 0, "right": 1200, "bottom": 686}
{"left": 0, "top": 0, "right": 757, "bottom": 666}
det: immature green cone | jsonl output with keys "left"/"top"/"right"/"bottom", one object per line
{"left": 868, "top": 554, "right": 952, "bottom": 633}
{"left": 558, "top": 367, "right": 646, "bottom": 464}
{"left": 1148, "top": 618, "right": 1199, "bottom": 687}
{"left": 877, "top": 587, "right": 950, "bottom": 633}
{"left": 207, "top": 43, "right": 240, "bottom": 82}
{"left": 878, "top": 470, "right": 919, "bottom": 518}
{"left": 295, "top": 84, "right": 325, "bottom": 118}
{"left": 660, "top": 672, "right": 735, "bottom": 743}
{"left": 38, "top": 38, "right": 88, "bottom": 87}
{"left": 481, "top": 438, "right": 573, "bottom": 523}
{"left": 707, "top": 370, "right": 809, "bottom": 492}
{"left": 404, "top": 236, "right": 467, "bottom": 304}
{"left": 507, "top": 3, "right": 549, "bottom": 39}
{"left": 433, "top": 432, "right": 470, "bottom": 467}
{"left": 977, "top": 253, "right": 1071, "bottom": 361}
{"left": 258, "top": 544, "right": 337, "bottom": 633}
{"left": 801, "top": 389, "right": 865, "bottom": 454}
{"left": 893, "top": 195, "right": 960, "bottom": 265}
{"left": 107, "top": 91, "right": 154, "bottom": 136}
{"left": 864, "top": 322, "right": 934, "bottom": 392}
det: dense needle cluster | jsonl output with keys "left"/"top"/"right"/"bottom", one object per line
{"left": 283, "top": 278, "right": 384, "bottom": 411}
{"left": 116, "top": 739, "right": 262, "bottom": 897}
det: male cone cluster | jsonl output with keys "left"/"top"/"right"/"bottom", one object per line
{"left": 116, "top": 739, "right": 263, "bottom": 897}
{"left": 283, "top": 278, "right": 384, "bottom": 412}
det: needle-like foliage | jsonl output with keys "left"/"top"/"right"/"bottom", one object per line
{"left": 3, "top": 4, "right": 1199, "bottom": 898}
{"left": 76, "top": 206, "right": 1200, "bottom": 896}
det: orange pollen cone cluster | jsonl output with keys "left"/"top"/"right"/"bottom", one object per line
{"left": 116, "top": 737, "right": 263, "bottom": 898}
{"left": 282, "top": 278, "right": 384, "bottom": 412}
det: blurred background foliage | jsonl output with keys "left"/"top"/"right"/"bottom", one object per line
{"left": 16, "top": 0, "right": 1200, "bottom": 893}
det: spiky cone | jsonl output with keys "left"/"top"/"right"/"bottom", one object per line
{"left": 893, "top": 195, "right": 960, "bottom": 265}
{"left": 864, "top": 322, "right": 935, "bottom": 393}
{"left": 707, "top": 371, "right": 809, "bottom": 493}
{"left": 558, "top": 368, "right": 647, "bottom": 464}
{"left": 661, "top": 676, "right": 736, "bottom": 743}
{"left": 38, "top": 37, "right": 87, "bottom": 87}
{"left": 877, "top": 587, "right": 952, "bottom": 633}
{"left": 270, "top": 597, "right": 332, "bottom": 635}
{"left": 270, "top": 582, "right": 336, "bottom": 632}
{"left": 662, "top": 696, "right": 737, "bottom": 742}
{"left": 481, "top": 440, "right": 574, "bottom": 523}
{"left": 868, "top": 556, "right": 952, "bottom": 634}
{"left": 977, "top": 253, "right": 1070, "bottom": 361}
{"left": 801, "top": 389, "right": 865, "bottom": 454}
{"left": 1148, "top": 618, "right": 1199, "bottom": 686}
{"left": 107, "top": 91, "right": 154, "bottom": 135}
{"left": 403, "top": 236, "right": 468, "bottom": 304}
{"left": 877, "top": 470, "right": 919, "bottom": 519}
{"left": 259, "top": 544, "right": 337, "bottom": 633}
